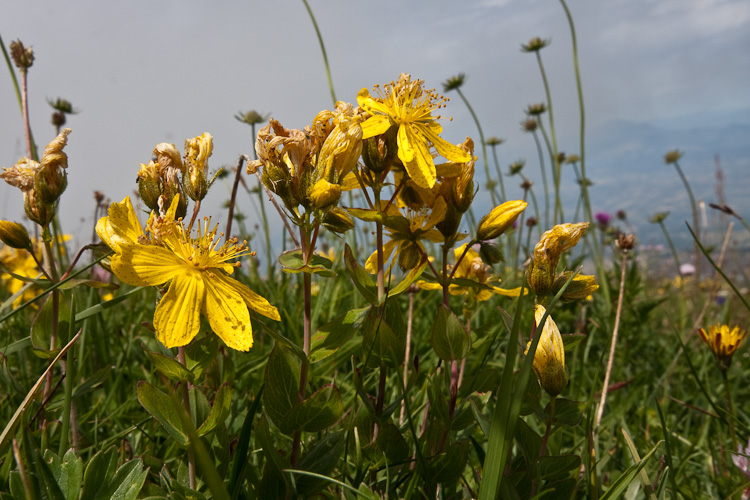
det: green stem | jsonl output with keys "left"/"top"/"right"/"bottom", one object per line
{"left": 456, "top": 88, "right": 496, "bottom": 204}
{"left": 673, "top": 160, "right": 701, "bottom": 280}
{"left": 301, "top": 0, "right": 336, "bottom": 105}
{"left": 721, "top": 369, "right": 737, "bottom": 449}
{"left": 489, "top": 144, "right": 507, "bottom": 201}
{"left": 560, "top": 0, "right": 611, "bottom": 308}
{"left": 531, "top": 129, "right": 549, "bottom": 229}
{"left": 535, "top": 52, "right": 560, "bottom": 222}
{"left": 177, "top": 347, "right": 197, "bottom": 490}
{"left": 595, "top": 249, "right": 628, "bottom": 427}
{"left": 658, "top": 221, "right": 682, "bottom": 278}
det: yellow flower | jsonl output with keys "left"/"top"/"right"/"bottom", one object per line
{"left": 357, "top": 73, "right": 470, "bottom": 190}
{"left": 418, "top": 243, "right": 523, "bottom": 301}
{"left": 528, "top": 222, "right": 589, "bottom": 296}
{"left": 359, "top": 198, "right": 448, "bottom": 273}
{"left": 698, "top": 324, "right": 747, "bottom": 371}
{"left": 525, "top": 305, "right": 567, "bottom": 397}
{"left": 476, "top": 200, "right": 528, "bottom": 241}
{"left": 0, "top": 245, "right": 40, "bottom": 307}
{"left": 96, "top": 196, "right": 280, "bottom": 351}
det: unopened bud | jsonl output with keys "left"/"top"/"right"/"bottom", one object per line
{"left": 525, "top": 305, "right": 567, "bottom": 397}
{"left": 0, "top": 221, "right": 33, "bottom": 251}
{"left": 35, "top": 128, "right": 71, "bottom": 204}
{"left": 362, "top": 127, "right": 397, "bottom": 174}
{"left": 321, "top": 207, "right": 354, "bottom": 234}
{"left": 183, "top": 133, "right": 213, "bottom": 202}
{"left": 9, "top": 40, "right": 34, "bottom": 71}
{"left": 479, "top": 242, "right": 503, "bottom": 265}
{"left": 309, "top": 178, "right": 341, "bottom": 209}
{"left": 553, "top": 272, "right": 599, "bottom": 301}
{"left": 137, "top": 161, "right": 162, "bottom": 211}
{"left": 476, "top": 200, "right": 527, "bottom": 241}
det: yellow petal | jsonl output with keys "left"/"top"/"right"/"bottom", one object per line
{"left": 360, "top": 114, "right": 391, "bottom": 140}
{"left": 96, "top": 197, "right": 143, "bottom": 252}
{"left": 154, "top": 273, "right": 204, "bottom": 348}
{"left": 365, "top": 239, "right": 397, "bottom": 274}
{"left": 112, "top": 243, "right": 184, "bottom": 287}
{"left": 203, "top": 271, "right": 253, "bottom": 351}
{"left": 423, "top": 127, "right": 472, "bottom": 163}
{"left": 400, "top": 125, "right": 436, "bottom": 189}
{"left": 219, "top": 273, "right": 281, "bottom": 322}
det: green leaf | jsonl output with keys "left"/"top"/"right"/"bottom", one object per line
{"left": 263, "top": 344, "right": 301, "bottom": 433}
{"left": 31, "top": 292, "right": 71, "bottom": 357}
{"left": 284, "top": 384, "right": 343, "bottom": 433}
{"left": 74, "top": 287, "right": 141, "bottom": 323}
{"left": 35, "top": 449, "right": 67, "bottom": 500}
{"left": 278, "top": 249, "right": 336, "bottom": 277}
{"left": 552, "top": 398, "right": 584, "bottom": 427}
{"left": 184, "top": 335, "right": 219, "bottom": 379}
{"left": 197, "top": 383, "right": 231, "bottom": 436}
{"left": 346, "top": 207, "right": 387, "bottom": 224}
{"left": 600, "top": 439, "right": 662, "bottom": 500}
{"left": 361, "top": 302, "right": 405, "bottom": 369}
{"left": 430, "top": 304, "right": 471, "bottom": 361}
{"left": 375, "top": 423, "right": 409, "bottom": 464}
{"left": 81, "top": 447, "right": 118, "bottom": 500}
{"left": 136, "top": 382, "right": 188, "bottom": 447}
{"left": 561, "top": 333, "right": 586, "bottom": 350}
{"left": 105, "top": 459, "right": 148, "bottom": 500}
{"left": 386, "top": 257, "right": 427, "bottom": 299}
{"left": 143, "top": 347, "right": 195, "bottom": 382}
{"left": 44, "top": 449, "right": 83, "bottom": 500}
{"left": 257, "top": 322, "right": 306, "bottom": 361}
{"left": 57, "top": 278, "right": 118, "bottom": 290}
{"left": 428, "top": 439, "right": 470, "bottom": 486}
{"left": 534, "top": 454, "right": 581, "bottom": 482}
{"left": 310, "top": 306, "right": 369, "bottom": 363}
{"left": 343, "top": 244, "right": 378, "bottom": 304}
{"left": 296, "top": 432, "right": 346, "bottom": 496}
{"left": 255, "top": 416, "right": 293, "bottom": 495}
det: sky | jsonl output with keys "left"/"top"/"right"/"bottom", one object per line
{"left": 2, "top": 0, "right": 749, "bottom": 254}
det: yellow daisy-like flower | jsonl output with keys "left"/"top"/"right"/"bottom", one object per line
{"left": 418, "top": 243, "right": 523, "bottom": 301}
{"left": 96, "top": 196, "right": 280, "bottom": 351}
{"left": 525, "top": 305, "right": 568, "bottom": 397}
{"left": 698, "top": 324, "right": 747, "bottom": 371}
{"left": 0, "top": 245, "right": 40, "bottom": 307}
{"left": 357, "top": 73, "right": 470, "bottom": 190}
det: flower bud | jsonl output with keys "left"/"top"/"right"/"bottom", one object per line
{"left": 398, "top": 244, "right": 422, "bottom": 271}
{"left": 9, "top": 40, "right": 34, "bottom": 71}
{"left": 0, "top": 221, "right": 33, "bottom": 251}
{"left": 321, "top": 207, "right": 354, "bottom": 234}
{"left": 35, "top": 128, "right": 71, "bottom": 205}
{"left": 137, "top": 161, "right": 162, "bottom": 211}
{"left": 183, "top": 133, "right": 214, "bottom": 202}
{"left": 478, "top": 242, "right": 503, "bottom": 265}
{"left": 525, "top": 305, "right": 567, "bottom": 397}
{"left": 361, "top": 127, "right": 398, "bottom": 174}
{"left": 528, "top": 222, "right": 589, "bottom": 296}
{"left": 553, "top": 272, "right": 599, "bottom": 301}
{"left": 476, "top": 200, "right": 527, "bottom": 241}
{"left": 309, "top": 178, "right": 342, "bottom": 209}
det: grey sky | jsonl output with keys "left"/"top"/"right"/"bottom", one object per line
{"left": 2, "top": 0, "right": 749, "bottom": 249}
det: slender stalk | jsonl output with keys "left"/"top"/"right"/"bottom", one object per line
{"left": 531, "top": 397, "right": 557, "bottom": 497}
{"left": 225, "top": 155, "right": 246, "bottom": 240}
{"left": 187, "top": 200, "right": 201, "bottom": 234}
{"left": 456, "top": 88, "right": 496, "bottom": 204}
{"left": 672, "top": 159, "right": 701, "bottom": 280}
{"left": 399, "top": 287, "right": 416, "bottom": 426}
{"left": 488, "top": 143, "right": 507, "bottom": 201}
{"left": 40, "top": 232, "right": 60, "bottom": 405}
{"left": 534, "top": 52, "right": 561, "bottom": 223}
{"left": 560, "top": 0, "right": 611, "bottom": 308}
{"left": 721, "top": 369, "right": 737, "bottom": 448}
{"left": 530, "top": 129, "right": 549, "bottom": 229}
{"left": 301, "top": 0, "right": 336, "bottom": 105}
{"left": 535, "top": 120, "right": 564, "bottom": 224}
{"left": 658, "top": 220, "right": 682, "bottom": 278}
{"left": 595, "top": 248, "right": 628, "bottom": 427}
{"left": 177, "top": 347, "right": 197, "bottom": 490}
{"left": 253, "top": 171, "right": 300, "bottom": 248}
{"left": 291, "top": 224, "right": 313, "bottom": 466}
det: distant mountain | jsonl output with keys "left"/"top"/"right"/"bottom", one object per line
{"left": 583, "top": 118, "right": 750, "bottom": 250}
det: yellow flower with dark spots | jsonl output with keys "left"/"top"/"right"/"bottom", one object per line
{"left": 698, "top": 324, "right": 746, "bottom": 371}
{"left": 357, "top": 73, "right": 470, "bottom": 190}
{"left": 96, "top": 195, "right": 279, "bottom": 351}
{"left": 526, "top": 305, "right": 567, "bottom": 397}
